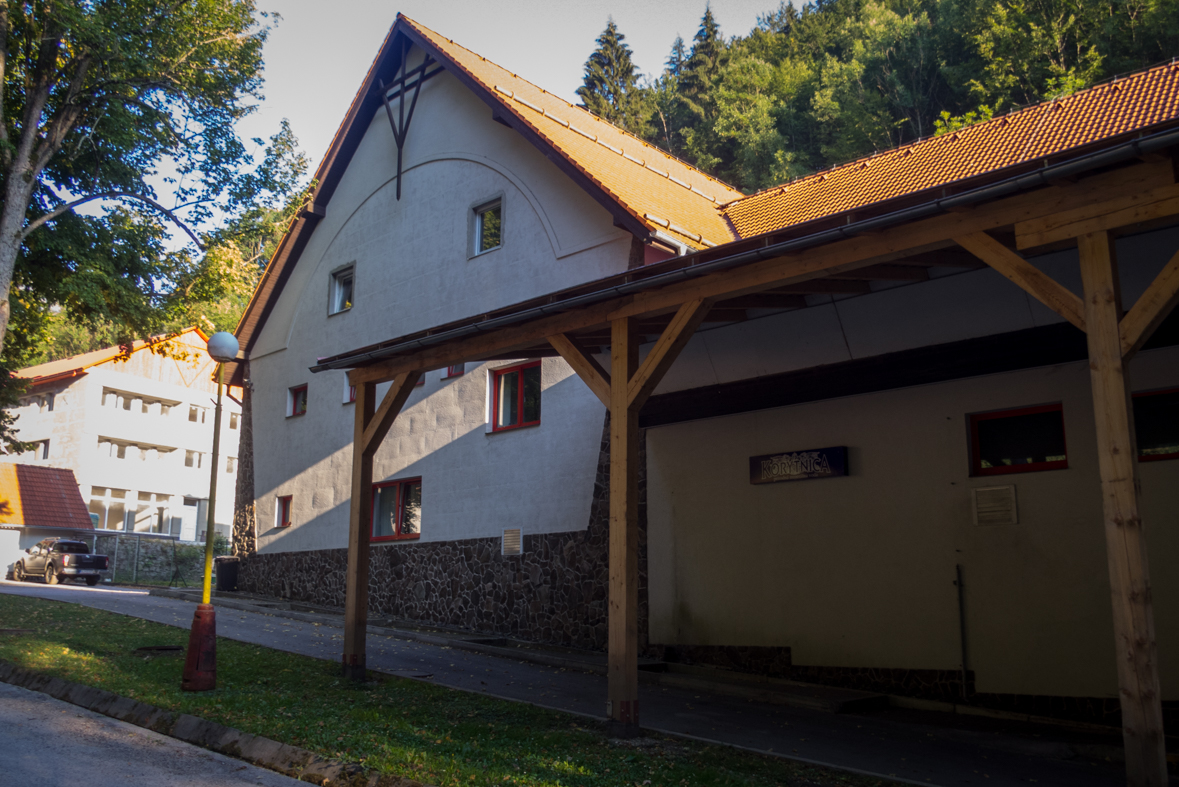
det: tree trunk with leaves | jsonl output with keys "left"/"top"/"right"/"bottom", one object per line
{"left": 0, "top": 0, "right": 278, "bottom": 356}
{"left": 232, "top": 371, "right": 256, "bottom": 558}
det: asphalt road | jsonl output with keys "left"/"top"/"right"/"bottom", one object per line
{"left": 0, "top": 681, "right": 305, "bottom": 787}
{"left": 0, "top": 580, "right": 1129, "bottom": 787}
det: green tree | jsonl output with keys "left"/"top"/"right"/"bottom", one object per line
{"left": 577, "top": 19, "right": 646, "bottom": 134}
{"left": 0, "top": 0, "right": 295, "bottom": 356}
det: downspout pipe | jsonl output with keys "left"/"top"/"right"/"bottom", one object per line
{"left": 312, "top": 126, "right": 1179, "bottom": 373}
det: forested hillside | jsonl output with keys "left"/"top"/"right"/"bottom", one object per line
{"left": 579, "top": 0, "right": 1179, "bottom": 193}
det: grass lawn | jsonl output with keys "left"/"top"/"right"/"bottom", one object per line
{"left": 0, "top": 594, "right": 899, "bottom": 787}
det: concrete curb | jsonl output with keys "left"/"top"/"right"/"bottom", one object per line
{"left": 0, "top": 659, "right": 428, "bottom": 787}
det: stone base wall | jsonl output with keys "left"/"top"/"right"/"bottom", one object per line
{"left": 90, "top": 533, "right": 211, "bottom": 587}
{"left": 239, "top": 412, "right": 648, "bottom": 652}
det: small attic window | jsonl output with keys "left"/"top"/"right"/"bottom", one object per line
{"left": 330, "top": 266, "right": 354, "bottom": 315}
{"left": 472, "top": 198, "right": 502, "bottom": 256}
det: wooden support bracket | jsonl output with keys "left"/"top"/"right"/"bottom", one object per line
{"left": 627, "top": 299, "right": 712, "bottom": 410}
{"left": 548, "top": 333, "right": 611, "bottom": 408}
{"left": 954, "top": 232, "right": 1086, "bottom": 332}
{"left": 360, "top": 371, "right": 422, "bottom": 455}
{"left": 1120, "top": 246, "right": 1179, "bottom": 359}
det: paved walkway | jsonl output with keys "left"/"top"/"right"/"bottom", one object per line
{"left": 0, "top": 580, "right": 1130, "bottom": 786}
{"left": 0, "top": 680, "right": 304, "bottom": 787}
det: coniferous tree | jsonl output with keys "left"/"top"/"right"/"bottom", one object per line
{"left": 577, "top": 19, "right": 646, "bottom": 134}
{"left": 666, "top": 36, "right": 688, "bottom": 77}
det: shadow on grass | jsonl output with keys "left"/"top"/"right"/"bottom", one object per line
{"left": 0, "top": 594, "right": 898, "bottom": 787}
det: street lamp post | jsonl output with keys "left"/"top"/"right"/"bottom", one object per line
{"left": 182, "top": 331, "right": 239, "bottom": 692}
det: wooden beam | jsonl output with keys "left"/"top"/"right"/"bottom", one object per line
{"left": 360, "top": 371, "right": 422, "bottom": 456}
{"left": 607, "top": 317, "right": 640, "bottom": 731}
{"left": 1120, "top": 246, "right": 1179, "bottom": 358}
{"left": 718, "top": 293, "right": 808, "bottom": 309}
{"left": 628, "top": 299, "right": 712, "bottom": 410}
{"left": 772, "top": 280, "right": 872, "bottom": 295}
{"left": 700, "top": 308, "right": 747, "bottom": 322}
{"left": 344, "top": 161, "right": 1172, "bottom": 385}
{"left": 548, "top": 333, "right": 611, "bottom": 408}
{"left": 832, "top": 263, "right": 930, "bottom": 282}
{"left": 954, "top": 232, "right": 1086, "bottom": 332}
{"left": 1078, "top": 231, "right": 1167, "bottom": 787}
{"left": 1015, "top": 182, "right": 1179, "bottom": 250}
{"left": 343, "top": 381, "right": 376, "bottom": 681}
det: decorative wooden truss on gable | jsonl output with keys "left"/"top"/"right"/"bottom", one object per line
{"left": 322, "top": 141, "right": 1179, "bottom": 785}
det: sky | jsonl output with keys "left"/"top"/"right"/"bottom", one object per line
{"left": 237, "top": 0, "right": 783, "bottom": 173}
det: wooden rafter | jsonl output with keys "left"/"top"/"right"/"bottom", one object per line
{"left": 954, "top": 231, "right": 1086, "bottom": 332}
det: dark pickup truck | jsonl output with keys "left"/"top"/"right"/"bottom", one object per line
{"left": 12, "top": 538, "right": 108, "bottom": 586}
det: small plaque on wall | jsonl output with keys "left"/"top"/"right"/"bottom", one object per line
{"left": 749, "top": 446, "right": 849, "bottom": 484}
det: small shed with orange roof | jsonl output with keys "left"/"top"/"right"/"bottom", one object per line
{"left": 0, "top": 463, "right": 94, "bottom": 576}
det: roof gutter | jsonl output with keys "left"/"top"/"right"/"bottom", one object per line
{"left": 312, "top": 126, "right": 1179, "bottom": 373}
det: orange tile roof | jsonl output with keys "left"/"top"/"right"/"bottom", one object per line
{"left": 16, "top": 327, "right": 209, "bottom": 386}
{"left": 723, "top": 62, "right": 1179, "bottom": 238}
{"left": 402, "top": 16, "right": 743, "bottom": 250}
{"left": 0, "top": 464, "right": 92, "bottom": 531}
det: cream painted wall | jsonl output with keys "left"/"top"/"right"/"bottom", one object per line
{"left": 646, "top": 346, "right": 1179, "bottom": 699}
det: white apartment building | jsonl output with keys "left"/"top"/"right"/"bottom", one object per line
{"left": 13, "top": 327, "right": 241, "bottom": 542}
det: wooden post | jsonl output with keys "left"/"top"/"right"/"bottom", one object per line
{"left": 608, "top": 316, "right": 640, "bottom": 731}
{"left": 1078, "top": 231, "right": 1168, "bottom": 787}
{"left": 343, "top": 380, "right": 376, "bottom": 681}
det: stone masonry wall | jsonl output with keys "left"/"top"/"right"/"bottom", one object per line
{"left": 239, "top": 412, "right": 648, "bottom": 652}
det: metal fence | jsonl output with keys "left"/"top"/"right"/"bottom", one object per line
{"left": 86, "top": 533, "right": 230, "bottom": 587}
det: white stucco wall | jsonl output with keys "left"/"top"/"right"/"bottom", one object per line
{"left": 249, "top": 46, "right": 624, "bottom": 553}
{"left": 254, "top": 357, "right": 604, "bottom": 553}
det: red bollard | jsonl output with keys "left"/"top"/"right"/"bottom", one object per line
{"left": 182, "top": 604, "right": 217, "bottom": 692}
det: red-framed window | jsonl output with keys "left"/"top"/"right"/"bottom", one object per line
{"left": 347, "top": 384, "right": 356, "bottom": 403}
{"left": 445, "top": 364, "right": 465, "bottom": 378}
{"left": 491, "top": 361, "right": 541, "bottom": 432}
{"left": 371, "top": 478, "right": 422, "bottom": 541}
{"left": 969, "top": 403, "right": 1068, "bottom": 476}
{"left": 288, "top": 385, "right": 308, "bottom": 417}
{"left": 277, "top": 495, "right": 293, "bottom": 528}
{"left": 1134, "top": 388, "right": 1179, "bottom": 462}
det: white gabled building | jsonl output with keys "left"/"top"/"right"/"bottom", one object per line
{"left": 226, "top": 14, "right": 1179, "bottom": 768}
{"left": 13, "top": 328, "right": 241, "bottom": 545}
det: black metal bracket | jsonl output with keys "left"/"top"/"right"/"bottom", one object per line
{"left": 379, "top": 38, "right": 437, "bottom": 200}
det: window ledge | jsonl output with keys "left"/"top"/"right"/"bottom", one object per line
{"left": 328, "top": 306, "right": 352, "bottom": 317}
{"left": 372, "top": 534, "right": 421, "bottom": 544}
{"left": 468, "top": 245, "right": 502, "bottom": 261}
{"left": 487, "top": 421, "right": 541, "bottom": 435}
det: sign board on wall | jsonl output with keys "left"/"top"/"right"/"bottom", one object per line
{"left": 749, "top": 446, "right": 849, "bottom": 485}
